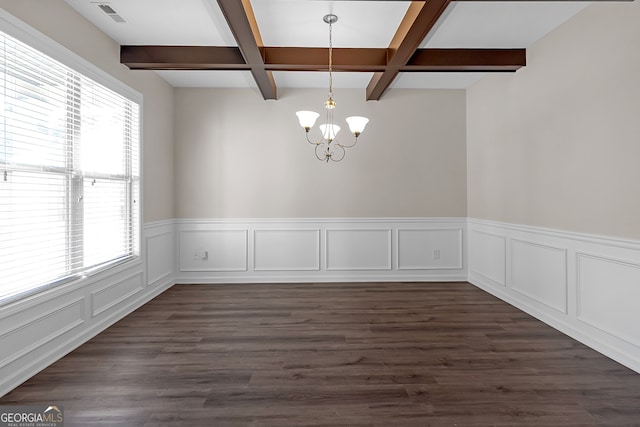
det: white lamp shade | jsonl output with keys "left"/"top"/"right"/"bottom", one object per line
{"left": 346, "top": 116, "right": 369, "bottom": 135}
{"left": 319, "top": 124, "right": 340, "bottom": 140}
{"left": 296, "top": 111, "right": 320, "bottom": 129}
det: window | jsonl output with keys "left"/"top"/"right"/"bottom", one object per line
{"left": 0, "top": 29, "right": 140, "bottom": 305}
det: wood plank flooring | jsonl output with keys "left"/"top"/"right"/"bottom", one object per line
{"left": 2, "top": 282, "right": 640, "bottom": 426}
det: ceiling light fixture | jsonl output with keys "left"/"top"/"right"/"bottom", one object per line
{"left": 295, "top": 14, "right": 369, "bottom": 163}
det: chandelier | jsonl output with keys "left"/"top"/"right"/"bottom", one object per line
{"left": 295, "top": 14, "right": 369, "bottom": 163}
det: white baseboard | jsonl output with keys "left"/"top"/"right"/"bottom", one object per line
{"left": 468, "top": 218, "right": 640, "bottom": 374}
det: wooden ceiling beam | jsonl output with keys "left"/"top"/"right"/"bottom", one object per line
{"left": 263, "top": 47, "right": 388, "bottom": 71}
{"left": 217, "top": 0, "right": 277, "bottom": 99}
{"left": 121, "top": 46, "right": 525, "bottom": 73}
{"left": 366, "top": 0, "right": 452, "bottom": 101}
{"left": 120, "top": 46, "right": 248, "bottom": 70}
{"left": 403, "top": 48, "right": 526, "bottom": 71}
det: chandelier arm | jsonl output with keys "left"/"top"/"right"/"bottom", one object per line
{"left": 315, "top": 142, "right": 329, "bottom": 161}
{"left": 330, "top": 143, "right": 346, "bottom": 162}
{"left": 338, "top": 136, "right": 358, "bottom": 149}
{"left": 305, "top": 131, "right": 320, "bottom": 146}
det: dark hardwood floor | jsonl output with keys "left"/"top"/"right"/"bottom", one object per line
{"left": 2, "top": 282, "right": 640, "bottom": 426}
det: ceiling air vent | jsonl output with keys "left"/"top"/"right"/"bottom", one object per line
{"left": 98, "top": 4, "right": 125, "bottom": 23}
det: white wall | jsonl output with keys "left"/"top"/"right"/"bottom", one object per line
{"left": 466, "top": 1, "right": 640, "bottom": 374}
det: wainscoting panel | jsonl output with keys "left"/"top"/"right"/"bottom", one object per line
{"left": 254, "top": 230, "right": 320, "bottom": 271}
{"left": 469, "top": 229, "right": 506, "bottom": 287}
{"left": 577, "top": 253, "right": 640, "bottom": 349}
{"left": 510, "top": 239, "right": 567, "bottom": 314}
{"left": 0, "top": 298, "right": 85, "bottom": 368}
{"left": 326, "top": 229, "right": 392, "bottom": 271}
{"left": 145, "top": 223, "right": 174, "bottom": 287}
{"left": 90, "top": 272, "right": 144, "bottom": 317}
{"left": 397, "top": 228, "right": 462, "bottom": 270}
{"left": 468, "top": 218, "right": 640, "bottom": 374}
{"left": 175, "top": 218, "right": 467, "bottom": 283}
{"left": 179, "top": 230, "right": 247, "bottom": 272}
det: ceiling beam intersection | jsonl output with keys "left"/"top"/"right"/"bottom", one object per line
{"left": 366, "top": 0, "right": 451, "bottom": 100}
{"left": 216, "top": 0, "right": 277, "bottom": 99}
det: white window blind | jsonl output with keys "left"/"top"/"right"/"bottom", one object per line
{"left": 0, "top": 30, "right": 140, "bottom": 305}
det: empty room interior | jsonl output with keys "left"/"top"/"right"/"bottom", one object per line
{"left": 1, "top": 0, "right": 640, "bottom": 425}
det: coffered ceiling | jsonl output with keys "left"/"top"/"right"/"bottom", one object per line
{"left": 64, "top": 0, "right": 602, "bottom": 99}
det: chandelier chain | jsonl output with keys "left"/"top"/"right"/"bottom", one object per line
{"left": 328, "top": 19, "right": 333, "bottom": 96}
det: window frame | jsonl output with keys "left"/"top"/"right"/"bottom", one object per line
{"left": 0, "top": 10, "right": 144, "bottom": 306}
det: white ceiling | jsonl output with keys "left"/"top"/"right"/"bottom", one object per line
{"left": 64, "top": 0, "right": 590, "bottom": 90}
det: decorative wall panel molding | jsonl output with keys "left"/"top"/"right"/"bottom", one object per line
{"left": 175, "top": 218, "right": 467, "bottom": 283}
{"left": 468, "top": 218, "right": 640, "bottom": 374}
{"left": 398, "top": 228, "right": 463, "bottom": 270}
{"left": 0, "top": 298, "right": 85, "bottom": 368}
{"left": 90, "top": 272, "right": 144, "bottom": 317}
{"left": 577, "top": 252, "right": 640, "bottom": 348}
{"left": 326, "top": 229, "right": 392, "bottom": 271}
{"left": 179, "top": 230, "right": 248, "bottom": 272}
{"left": 146, "top": 225, "right": 175, "bottom": 287}
{"left": 510, "top": 239, "right": 567, "bottom": 314}
{"left": 469, "top": 229, "right": 506, "bottom": 286}
{"left": 254, "top": 229, "right": 320, "bottom": 271}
